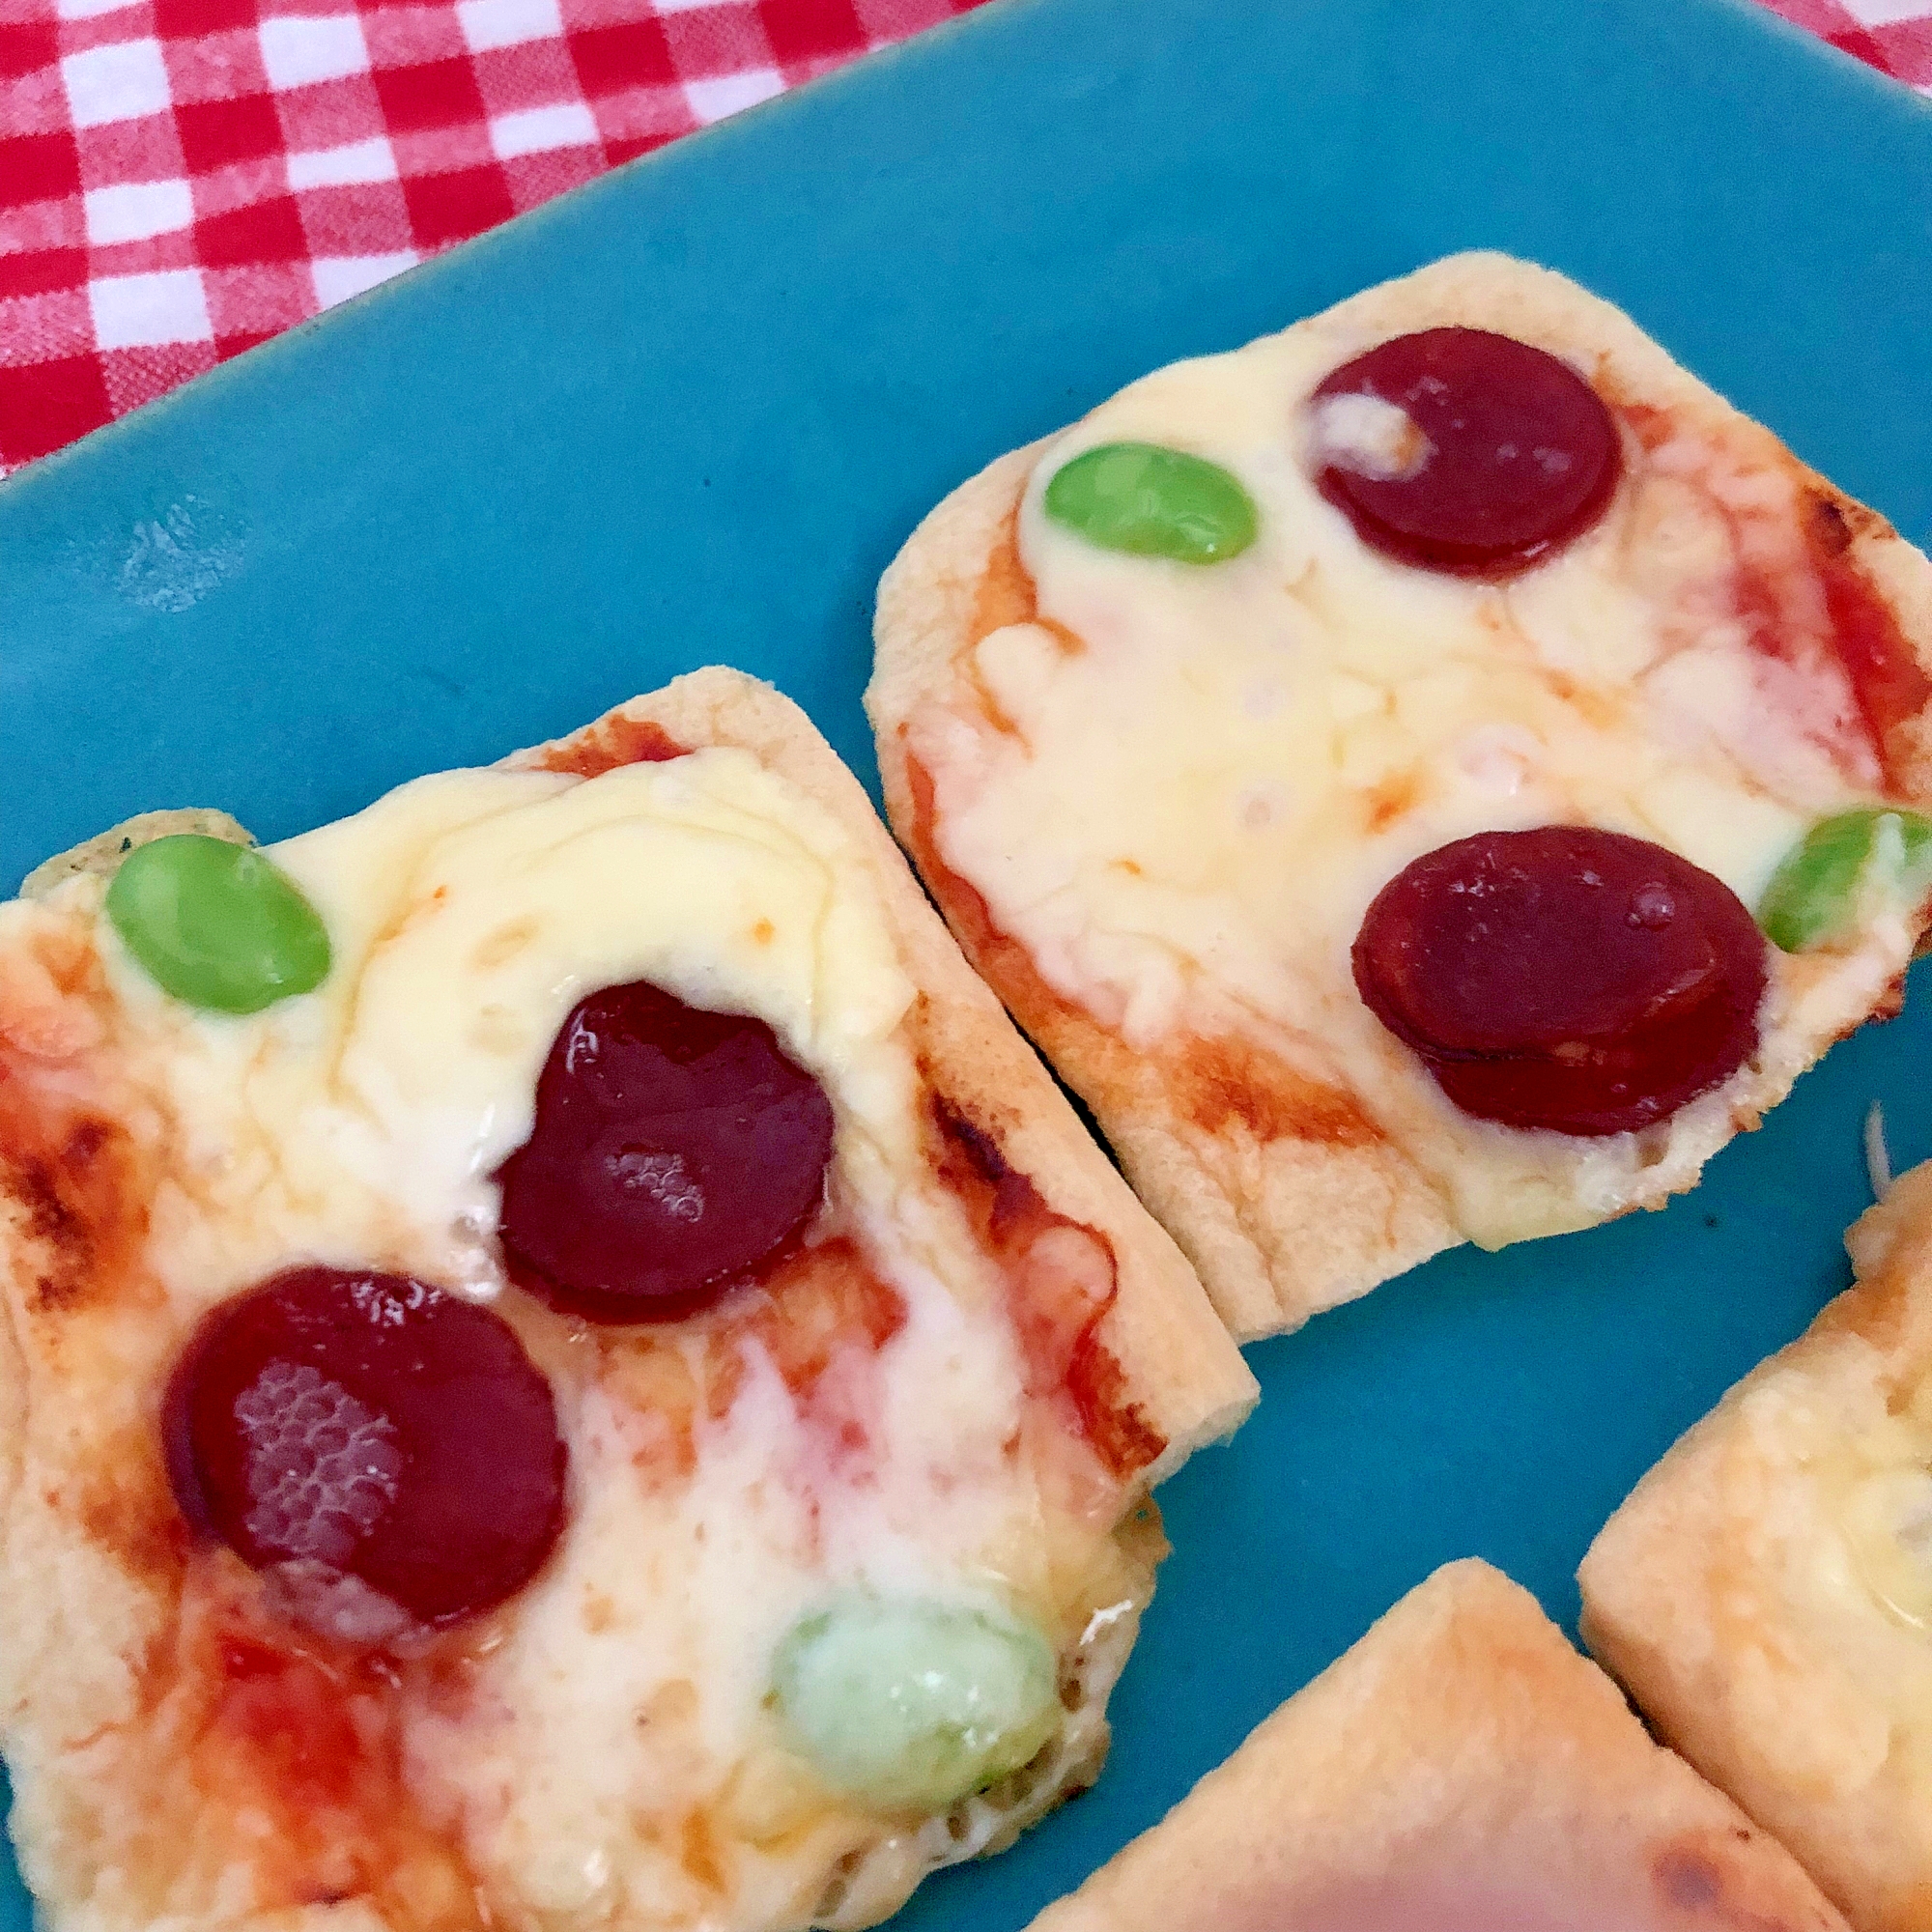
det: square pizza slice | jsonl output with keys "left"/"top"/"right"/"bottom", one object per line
{"left": 869, "top": 251, "right": 1932, "bottom": 1338}
{"left": 1580, "top": 1157, "right": 1932, "bottom": 1932}
{"left": 1026, "top": 1559, "right": 1846, "bottom": 1932}
{"left": 0, "top": 668, "right": 1255, "bottom": 1932}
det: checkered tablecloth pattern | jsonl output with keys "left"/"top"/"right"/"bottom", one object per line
{"left": 1762, "top": 0, "right": 1932, "bottom": 74}
{"left": 1, "top": 0, "right": 1926, "bottom": 476}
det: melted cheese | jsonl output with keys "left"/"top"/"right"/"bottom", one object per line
{"left": 1706, "top": 1371, "right": 1932, "bottom": 1809}
{"left": 911, "top": 314, "right": 1915, "bottom": 1245}
{"left": 104, "top": 755, "right": 922, "bottom": 1301}
{"left": 14, "top": 749, "right": 1143, "bottom": 1930}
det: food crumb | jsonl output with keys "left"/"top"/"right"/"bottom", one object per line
{"left": 1865, "top": 1100, "right": 1893, "bottom": 1202}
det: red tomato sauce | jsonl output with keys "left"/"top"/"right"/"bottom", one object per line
{"left": 528, "top": 714, "right": 688, "bottom": 779}
{"left": 927, "top": 1094, "right": 1163, "bottom": 1481}
{"left": 909, "top": 522, "right": 1390, "bottom": 1156}
{"left": 1624, "top": 404, "right": 1928, "bottom": 796}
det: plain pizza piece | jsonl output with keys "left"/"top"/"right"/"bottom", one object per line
{"left": 868, "top": 251, "right": 1932, "bottom": 1338}
{"left": 0, "top": 668, "right": 1255, "bottom": 1932}
{"left": 1026, "top": 1559, "right": 1847, "bottom": 1932}
{"left": 1580, "top": 1160, "right": 1932, "bottom": 1932}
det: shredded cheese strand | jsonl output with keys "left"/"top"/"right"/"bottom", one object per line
{"left": 1866, "top": 1100, "right": 1894, "bottom": 1203}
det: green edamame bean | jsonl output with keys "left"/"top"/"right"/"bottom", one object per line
{"left": 1758, "top": 808, "right": 1932, "bottom": 953}
{"left": 772, "top": 1594, "right": 1059, "bottom": 1810}
{"left": 105, "top": 835, "right": 331, "bottom": 1013}
{"left": 1043, "top": 442, "right": 1258, "bottom": 564}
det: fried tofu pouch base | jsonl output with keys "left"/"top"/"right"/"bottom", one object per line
{"left": 1027, "top": 1560, "right": 1846, "bottom": 1932}
{"left": 0, "top": 668, "right": 1255, "bottom": 1932}
{"left": 868, "top": 252, "right": 1932, "bottom": 1341}
{"left": 1581, "top": 1159, "right": 1932, "bottom": 1932}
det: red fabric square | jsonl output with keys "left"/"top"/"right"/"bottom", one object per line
{"left": 567, "top": 16, "right": 672, "bottom": 94}
{"left": 501, "top": 145, "right": 600, "bottom": 211}
{"left": 74, "top": 115, "right": 186, "bottom": 188}
{"left": 588, "top": 77, "right": 692, "bottom": 144}
{"left": 390, "top": 120, "right": 490, "bottom": 171}
{"left": 0, "top": 289, "right": 94, "bottom": 365}
{"left": 373, "top": 52, "right": 488, "bottom": 133}
{"left": 0, "top": 193, "right": 81, "bottom": 257}
{"left": 852, "top": 0, "right": 965, "bottom": 37}
{"left": 0, "top": 18, "right": 54, "bottom": 81}
{"left": 0, "top": 245, "right": 85, "bottom": 301}
{"left": 400, "top": 160, "right": 510, "bottom": 245}
{"left": 662, "top": 5, "right": 769, "bottom": 75}
{"left": 175, "top": 91, "right": 285, "bottom": 170}
{"left": 1824, "top": 22, "right": 1897, "bottom": 69}
{"left": 602, "top": 131, "right": 666, "bottom": 164}
{"left": 0, "top": 63, "right": 67, "bottom": 137}
{"left": 272, "top": 71, "right": 384, "bottom": 149}
{"left": 757, "top": 0, "right": 862, "bottom": 67}
{"left": 0, "top": 131, "right": 81, "bottom": 208}
{"left": 155, "top": 0, "right": 262, "bottom": 35}
{"left": 204, "top": 259, "right": 314, "bottom": 332}
{"left": 471, "top": 39, "right": 581, "bottom": 113}
{"left": 0, "top": 355, "right": 112, "bottom": 466}
{"left": 291, "top": 177, "right": 412, "bottom": 252}
{"left": 193, "top": 191, "right": 306, "bottom": 261}
{"left": 1874, "top": 15, "right": 1932, "bottom": 83}
{"left": 360, "top": 4, "right": 465, "bottom": 70}
{"left": 100, "top": 338, "right": 219, "bottom": 414}
{"left": 554, "top": 0, "right": 645, "bottom": 29}
{"left": 189, "top": 153, "right": 287, "bottom": 215}
{"left": 166, "top": 27, "right": 271, "bottom": 104}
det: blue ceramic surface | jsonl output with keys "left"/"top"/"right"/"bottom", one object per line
{"left": 2, "top": 0, "right": 1930, "bottom": 1923}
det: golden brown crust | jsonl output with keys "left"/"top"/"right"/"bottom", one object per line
{"left": 867, "top": 252, "right": 1932, "bottom": 1340}
{"left": 1580, "top": 1161, "right": 1932, "bottom": 1932}
{"left": 511, "top": 668, "right": 1258, "bottom": 1478}
{"left": 1028, "top": 1560, "right": 1847, "bottom": 1932}
{"left": 19, "top": 809, "right": 255, "bottom": 901}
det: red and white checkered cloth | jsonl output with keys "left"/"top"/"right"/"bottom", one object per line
{"left": 0, "top": 0, "right": 1925, "bottom": 476}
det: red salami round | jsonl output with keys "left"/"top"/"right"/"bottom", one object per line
{"left": 165, "top": 1267, "right": 566, "bottom": 1632}
{"left": 1352, "top": 827, "right": 1766, "bottom": 1135}
{"left": 1312, "top": 327, "right": 1621, "bottom": 578}
{"left": 497, "top": 980, "right": 836, "bottom": 1322}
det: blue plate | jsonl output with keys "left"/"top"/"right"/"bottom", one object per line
{"left": 3, "top": 0, "right": 1930, "bottom": 1924}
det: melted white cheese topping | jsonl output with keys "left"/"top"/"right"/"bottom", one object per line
{"left": 39, "top": 750, "right": 1127, "bottom": 1927}
{"left": 912, "top": 317, "right": 1906, "bottom": 1243}
{"left": 110, "top": 754, "right": 924, "bottom": 1301}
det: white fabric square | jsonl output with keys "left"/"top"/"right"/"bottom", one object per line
{"left": 310, "top": 252, "right": 417, "bottom": 309}
{"left": 259, "top": 14, "right": 370, "bottom": 91}
{"left": 90, "top": 270, "right": 213, "bottom": 349}
{"left": 1843, "top": 0, "right": 1926, "bottom": 22}
{"left": 457, "top": 0, "right": 562, "bottom": 55}
{"left": 83, "top": 179, "right": 194, "bottom": 244}
{"left": 286, "top": 136, "right": 398, "bottom": 188}
{"left": 55, "top": 0, "right": 143, "bottom": 21}
{"left": 60, "top": 40, "right": 171, "bottom": 128}
{"left": 488, "top": 100, "right": 597, "bottom": 158}
{"left": 682, "top": 69, "right": 783, "bottom": 123}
